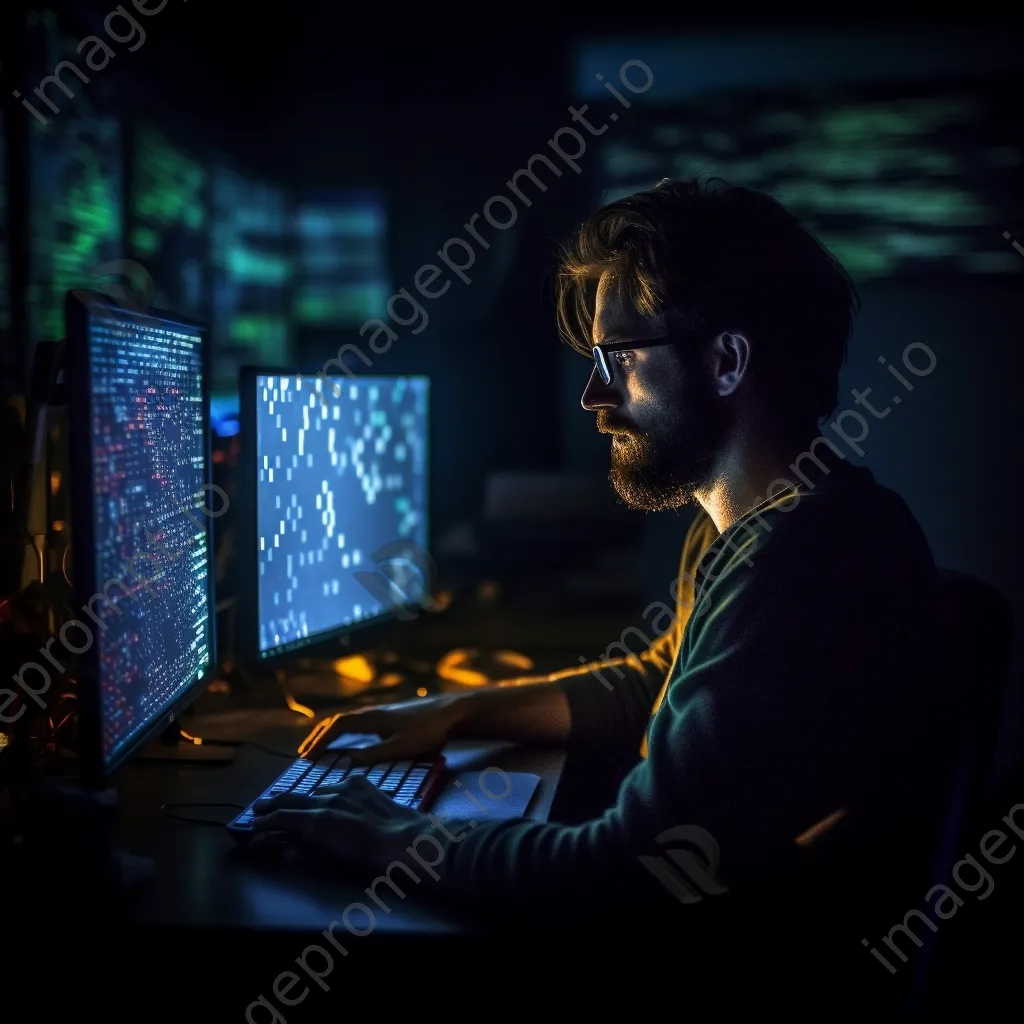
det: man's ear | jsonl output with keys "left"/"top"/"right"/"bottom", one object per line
{"left": 710, "top": 331, "right": 751, "bottom": 397}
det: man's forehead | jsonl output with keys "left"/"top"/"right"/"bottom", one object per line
{"left": 593, "top": 271, "right": 666, "bottom": 343}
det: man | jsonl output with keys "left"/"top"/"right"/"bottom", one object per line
{"left": 253, "top": 179, "right": 955, "bottom": 949}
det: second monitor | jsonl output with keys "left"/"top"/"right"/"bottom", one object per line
{"left": 239, "top": 370, "right": 429, "bottom": 661}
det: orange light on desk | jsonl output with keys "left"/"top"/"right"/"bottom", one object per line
{"left": 435, "top": 649, "right": 535, "bottom": 687}
{"left": 332, "top": 654, "right": 373, "bottom": 683}
{"left": 330, "top": 654, "right": 376, "bottom": 696}
{"left": 179, "top": 729, "right": 203, "bottom": 745}
{"left": 436, "top": 649, "right": 489, "bottom": 687}
{"left": 494, "top": 650, "right": 534, "bottom": 672}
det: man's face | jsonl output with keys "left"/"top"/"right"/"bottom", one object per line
{"left": 581, "top": 272, "right": 727, "bottom": 511}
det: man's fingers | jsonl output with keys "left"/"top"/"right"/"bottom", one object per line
{"left": 254, "top": 792, "right": 325, "bottom": 814}
{"left": 316, "top": 775, "right": 385, "bottom": 802}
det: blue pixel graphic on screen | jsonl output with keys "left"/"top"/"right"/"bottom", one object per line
{"left": 87, "top": 311, "right": 211, "bottom": 763}
{"left": 255, "top": 374, "right": 428, "bottom": 656}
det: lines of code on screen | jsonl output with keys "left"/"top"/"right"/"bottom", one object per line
{"left": 88, "top": 313, "right": 211, "bottom": 764}
{"left": 256, "top": 374, "right": 428, "bottom": 655}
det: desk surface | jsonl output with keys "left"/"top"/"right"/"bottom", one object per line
{"left": 115, "top": 705, "right": 565, "bottom": 933}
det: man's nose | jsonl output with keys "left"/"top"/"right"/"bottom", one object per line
{"left": 581, "top": 366, "right": 621, "bottom": 411}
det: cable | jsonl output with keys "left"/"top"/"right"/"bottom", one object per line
{"left": 161, "top": 802, "right": 245, "bottom": 826}
{"left": 199, "top": 737, "right": 294, "bottom": 761}
{"left": 178, "top": 729, "right": 295, "bottom": 759}
{"left": 215, "top": 737, "right": 296, "bottom": 761}
{"left": 249, "top": 741, "right": 296, "bottom": 758}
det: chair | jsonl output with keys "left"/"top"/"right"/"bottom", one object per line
{"left": 476, "top": 471, "right": 635, "bottom": 573}
{"left": 905, "top": 569, "right": 1015, "bottom": 1018}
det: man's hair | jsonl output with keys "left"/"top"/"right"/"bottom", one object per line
{"left": 556, "top": 177, "right": 859, "bottom": 429}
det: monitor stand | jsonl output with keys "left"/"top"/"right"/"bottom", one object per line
{"left": 134, "top": 723, "right": 235, "bottom": 764}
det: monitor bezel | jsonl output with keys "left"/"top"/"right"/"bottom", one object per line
{"left": 66, "top": 290, "right": 217, "bottom": 788}
{"left": 238, "top": 365, "right": 431, "bottom": 664}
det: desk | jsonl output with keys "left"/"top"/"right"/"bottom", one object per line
{"left": 115, "top": 706, "right": 565, "bottom": 933}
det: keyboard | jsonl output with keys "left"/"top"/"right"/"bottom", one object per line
{"left": 227, "top": 750, "right": 446, "bottom": 841}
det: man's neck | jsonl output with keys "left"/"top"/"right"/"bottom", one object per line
{"left": 695, "top": 423, "right": 811, "bottom": 534}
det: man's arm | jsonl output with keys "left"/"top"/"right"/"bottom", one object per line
{"left": 300, "top": 606, "right": 682, "bottom": 762}
{"left": 303, "top": 515, "right": 716, "bottom": 762}
{"left": 437, "top": 508, "right": 936, "bottom": 917}
{"left": 446, "top": 628, "right": 678, "bottom": 748}
{"left": 534, "top": 510, "right": 716, "bottom": 755}
{"left": 452, "top": 510, "right": 718, "bottom": 756}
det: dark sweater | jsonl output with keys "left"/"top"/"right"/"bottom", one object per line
{"left": 442, "top": 455, "right": 955, "bottom": 929}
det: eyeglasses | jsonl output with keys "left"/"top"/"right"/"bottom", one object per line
{"left": 591, "top": 336, "right": 674, "bottom": 386}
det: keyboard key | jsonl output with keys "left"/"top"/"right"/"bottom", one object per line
{"left": 379, "top": 762, "right": 412, "bottom": 793}
{"left": 259, "top": 785, "right": 292, "bottom": 802}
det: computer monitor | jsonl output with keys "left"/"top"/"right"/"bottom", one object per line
{"left": 66, "top": 291, "right": 216, "bottom": 786}
{"left": 239, "top": 369, "right": 429, "bottom": 661}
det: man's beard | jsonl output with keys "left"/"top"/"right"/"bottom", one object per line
{"left": 600, "top": 386, "right": 725, "bottom": 512}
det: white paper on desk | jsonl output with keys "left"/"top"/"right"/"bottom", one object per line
{"left": 433, "top": 771, "right": 541, "bottom": 821}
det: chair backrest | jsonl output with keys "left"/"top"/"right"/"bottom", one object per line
{"left": 477, "top": 472, "right": 637, "bottom": 577}
{"left": 905, "top": 569, "right": 1014, "bottom": 1017}
{"left": 937, "top": 569, "right": 1014, "bottom": 824}
{"left": 681, "top": 569, "right": 1014, "bottom": 1008}
{"left": 482, "top": 472, "right": 632, "bottom": 524}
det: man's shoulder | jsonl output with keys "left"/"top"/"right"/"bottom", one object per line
{"left": 694, "top": 459, "right": 937, "bottom": 608}
{"left": 771, "top": 459, "right": 933, "bottom": 565}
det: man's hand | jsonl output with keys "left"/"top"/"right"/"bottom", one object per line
{"left": 299, "top": 681, "right": 572, "bottom": 763}
{"left": 300, "top": 693, "right": 472, "bottom": 763}
{"left": 251, "top": 775, "right": 436, "bottom": 872}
